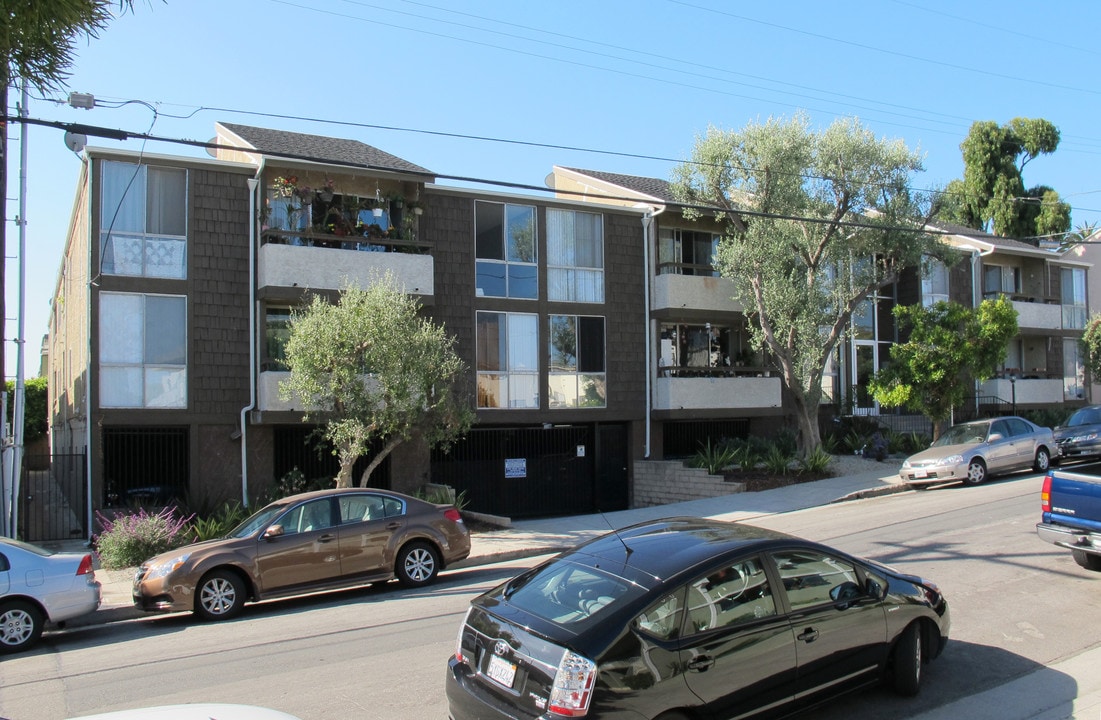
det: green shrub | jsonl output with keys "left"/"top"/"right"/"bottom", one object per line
{"left": 798, "top": 447, "right": 833, "bottom": 474}
{"left": 94, "top": 507, "right": 195, "bottom": 570}
{"left": 191, "top": 501, "right": 249, "bottom": 542}
{"left": 762, "top": 445, "right": 794, "bottom": 475}
{"left": 260, "top": 466, "right": 334, "bottom": 504}
{"left": 416, "top": 485, "right": 469, "bottom": 511}
{"left": 731, "top": 441, "right": 762, "bottom": 471}
{"left": 689, "top": 438, "right": 738, "bottom": 474}
{"left": 819, "top": 433, "right": 841, "bottom": 454}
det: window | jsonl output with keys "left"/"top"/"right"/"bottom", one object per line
{"left": 548, "top": 208, "right": 604, "bottom": 302}
{"left": 1062, "top": 267, "right": 1086, "bottom": 330}
{"left": 476, "top": 201, "right": 537, "bottom": 299}
{"left": 772, "top": 549, "right": 860, "bottom": 612}
{"left": 658, "top": 228, "right": 720, "bottom": 276}
{"left": 548, "top": 315, "right": 606, "bottom": 408}
{"left": 635, "top": 590, "right": 686, "bottom": 640}
{"left": 687, "top": 557, "right": 776, "bottom": 633}
{"left": 100, "top": 161, "right": 187, "bottom": 278}
{"left": 265, "top": 307, "right": 292, "bottom": 370}
{"left": 922, "top": 258, "right": 949, "bottom": 306}
{"left": 280, "top": 498, "right": 334, "bottom": 535}
{"left": 99, "top": 292, "right": 186, "bottom": 408}
{"left": 477, "top": 312, "right": 538, "bottom": 409}
{"left": 1064, "top": 338, "right": 1086, "bottom": 401}
{"left": 338, "top": 494, "right": 402, "bottom": 523}
{"left": 983, "top": 264, "right": 1020, "bottom": 297}
{"left": 659, "top": 322, "right": 746, "bottom": 372}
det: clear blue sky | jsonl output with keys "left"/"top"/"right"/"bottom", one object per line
{"left": 6, "top": 0, "right": 1100, "bottom": 380}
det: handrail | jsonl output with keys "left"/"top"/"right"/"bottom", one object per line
{"left": 261, "top": 228, "right": 432, "bottom": 254}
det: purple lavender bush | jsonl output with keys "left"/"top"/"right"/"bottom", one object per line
{"left": 93, "top": 507, "right": 195, "bottom": 570}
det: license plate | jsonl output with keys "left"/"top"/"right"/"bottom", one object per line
{"left": 913, "top": 468, "right": 928, "bottom": 478}
{"left": 486, "top": 654, "right": 517, "bottom": 688}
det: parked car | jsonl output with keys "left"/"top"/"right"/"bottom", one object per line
{"left": 0, "top": 537, "right": 101, "bottom": 653}
{"left": 69, "top": 705, "right": 302, "bottom": 720}
{"left": 446, "top": 517, "right": 950, "bottom": 720}
{"left": 1054, "top": 405, "right": 1101, "bottom": 464}
{"left": 899, "top": 416, "right": 1055, "bottom": 486}
{"left": 133, "top": 487, "right": 470, "bottom": 621}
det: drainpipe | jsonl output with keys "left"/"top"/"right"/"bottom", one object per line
{"left": 239, "top": 169, "right": 262, "bottom": 507}
{"left": 639, "top": 205, "right": 665, "bottom": 458}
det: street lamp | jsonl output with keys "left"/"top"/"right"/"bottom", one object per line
{"left": 1009, "top": 373, "right": 1017, "bottom": 415}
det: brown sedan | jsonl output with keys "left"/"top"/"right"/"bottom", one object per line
{"left": 133, "top": 488, "right": 471, "bottom": 620}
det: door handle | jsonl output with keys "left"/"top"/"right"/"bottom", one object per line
{"left": 317, "top": 533, "right": 336, "bottom": 543}
{"left": 687, "top": 655, "right": 715, "bottom": 672}
{"left": 797, "top": 627, "right": 819, "bottom": 643}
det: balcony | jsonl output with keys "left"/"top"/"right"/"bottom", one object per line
{"left": 1006, "top": 295, "right": 1062, "bottom": 331}
{"left": 654, "top": 370, "right": 781, "bottom": 411}
{"left": 652, "top": 272, "right": 742, "bottom": 313}
{"left": 259, "top": 230, "right": 433, "bottom": 297}
{"left": 258, "top": 370, "right": 295, "bottom": 412}
{"left": 979, "top": 376, "right": 1064, "bottom": 406}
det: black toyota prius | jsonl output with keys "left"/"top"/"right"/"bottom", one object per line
{"left": 446, "top": 517, "right": 949, "bottom": 719}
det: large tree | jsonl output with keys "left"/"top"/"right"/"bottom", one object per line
{"left": 280, "top": 275, "right": 474, "bottom": 488}
{"left": 672, "top": 114, "right": 940, "bottom": 457}
{"left": 940, "top": 118, "right": 1071, "bottom": 241}
{"left": 869, "top": 297, "right": 1018, "bottom": 439}
{"left": 0, "top": 0, "right": 141, "bottom": 378}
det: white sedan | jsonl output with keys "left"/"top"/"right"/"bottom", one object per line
{"left": 1, "top": 537, "right": 101, "bottom": 653}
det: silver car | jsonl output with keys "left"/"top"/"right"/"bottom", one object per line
{"left": 899, "top": 416, "right": 1055, "bottom": 486}
{"left": 1, "top": 537, "right": 101, "bottom": 653}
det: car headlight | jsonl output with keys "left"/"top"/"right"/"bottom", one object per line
{"left": 146, "top": 552, "right": 191, "bottom": 580}
{"left": 901, "top": 460, "right": 911, "bottom": 469}
{"left": 942, "top": 454, "right": 964, "bottom": 465}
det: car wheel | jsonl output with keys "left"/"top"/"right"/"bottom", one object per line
{"left": 1033, "top": 448, "right": 1051, "bottom": 473}
{"left": 964, "top": 458, "right": 987, "bottom": 485}
{"left": 1072, "top": 549, "right": 1101, "bottom": 572}
{"left": 195, "top": 569, "right": 246, "bottom": 621}
{"left": 396, "top": 541, "right": 439, "bottom": 587}
{"left": 0, "top": 600, "right": 43, "bottom": 654}
{"left": 891, "top": 622, "right": 923, "bottom": 696}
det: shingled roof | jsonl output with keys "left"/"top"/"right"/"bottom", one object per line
{"left": 217, "top": 122, "right": 433, "bottom": 177}
{"left": 931, "top": 220, "right": 1053, "bottom": 254}
{"left": 560, "top": 167, "right": 678, "bottom": 203}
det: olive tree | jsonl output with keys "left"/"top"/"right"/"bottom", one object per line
{"left": 870, "top": 297, "right": 1018, "bottom": 439}
{"left": 280, "top": 275, "right": 474, "bottom": 488}
{"left": 672, "top": 113, "right": 939, "bottom": 457}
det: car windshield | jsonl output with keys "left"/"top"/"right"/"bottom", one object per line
{"left": 1066, "top": 408, "right": 1101, "bottom": 427}
{"left": 226, "top": 504, "right": 287, "bottom": 539}
{"left": 934, "top": 422, "right": 990, "bottom": 446}
{"left": 499, "top": 559, "right": 644, "bottom": 626}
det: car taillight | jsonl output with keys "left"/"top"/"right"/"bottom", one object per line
{"left": 444, "top": 508, "right": 464, "bottom": 523}
{"left": 454, "top": 608, "right": 472, "bottom": 665}
{"left": 548, "top": 650, "right": 597, "bottom": 717}
{"left": 76, "top": 554, "right": 94, "bottom": 576}
{"left": 1041, "top": 473, "right": 1052, "bottom": 513}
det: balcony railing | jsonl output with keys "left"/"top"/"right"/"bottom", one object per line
{"left": 653, "top": 373, "right": 782, "bottom": 411}
{"left": 652, "top": 272, "right": 743, "bottom": 313}
{"left": 258, "top": 230, "right": 434, "bottom": 296}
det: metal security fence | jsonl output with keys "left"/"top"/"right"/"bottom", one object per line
{"left": 18, "top": 451, "right": 88, "bottom": 542}
{"left": 662, "top": 419, "right": 750, "bottom": 458}
{"left": 102, "top": 426, "right": 189, "bottom": 507}
{"left": 272, "top": 425, "right": 390, "bottom": 489}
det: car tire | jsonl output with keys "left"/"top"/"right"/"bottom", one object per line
{"left": 891, "top": 622, "right": 923, "bottom": 696}
{"left": 1033, "top": 448, "right": 1051, "bottom": 473}
{"left": 395, "top": 541, "right": 439, "bottom": 587}
{"left": 0, "top": 600, "right": 43, "bottom": 654}
{"left": 1072, "top": 549, "right": 1101, "bottom": 572}
{"left": 195, "top": 569, "right": 246, "bottom": 621}
{"left": 963, "top": 458, "right": 987, "bottom": 485}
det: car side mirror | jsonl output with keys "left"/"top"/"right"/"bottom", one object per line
{"left": 262, "top": 524, "right": 285, "bottom": 539}
{"left": 829, "top": 581, "right": 863, "bottom": 606}
{"left": 987, "top": 433, "right": 1003, "bottom": 442}
{"left": 865, "top": 578, "right": 886, "bottom": 601}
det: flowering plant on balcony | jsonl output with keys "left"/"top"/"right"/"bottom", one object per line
{"left": 272, "top": 175, "right": 299, "bottom": 198}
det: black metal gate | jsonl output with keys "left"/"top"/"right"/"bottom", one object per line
{"left": 431, "top": 423, "right": 628, "bottom": 519}
{"left": 18, "top": 451, "right": 88, "bottom": 542}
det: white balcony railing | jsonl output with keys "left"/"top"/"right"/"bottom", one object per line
{"left": 652, "top": 273, "right": 742, "bottom": 313}
{"left": 258, "top": 241, "right": 433, "bottom": 296}
{"left": 980, "top": 377, "right": 1064, "bottom": 406}
{"left": 1010, "top": 298, "right": 1062, "bottom": 331}
{"left": 653, "top": 375, "right": 781, "bottom": 411}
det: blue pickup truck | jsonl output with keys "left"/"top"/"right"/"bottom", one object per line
{"left": 1037, "top": 468, "right": 1101, "bottom": 571}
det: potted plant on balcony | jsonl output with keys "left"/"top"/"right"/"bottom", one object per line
{"left": 318, "top": 178, "right": 335, "bottom": 203}
{"left": 406, "top": 199, "right": 425, "bottom": 216}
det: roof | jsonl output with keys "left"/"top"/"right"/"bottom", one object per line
{"left": 557, "top": 167, "right": 679, "bottom": 203}
{"left": 929, "top": 220, "right": 1065, "bottom": 259}
{"left": 217, "top": 122, "right": 433, "bottom": 177}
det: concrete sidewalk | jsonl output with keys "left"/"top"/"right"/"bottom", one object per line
{"left": 56, "top": 459, "right": 909, "bottom": 628}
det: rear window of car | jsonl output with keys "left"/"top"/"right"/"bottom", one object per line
{"left": 501, "top": 559, "right": 642, "bottom": 626}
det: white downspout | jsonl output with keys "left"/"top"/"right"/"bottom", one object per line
{"left": 240, "top": 170, "right": 262, "bottom": 507}
{"left": 639, "top": 205, "right": 665, "bottom": 458}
